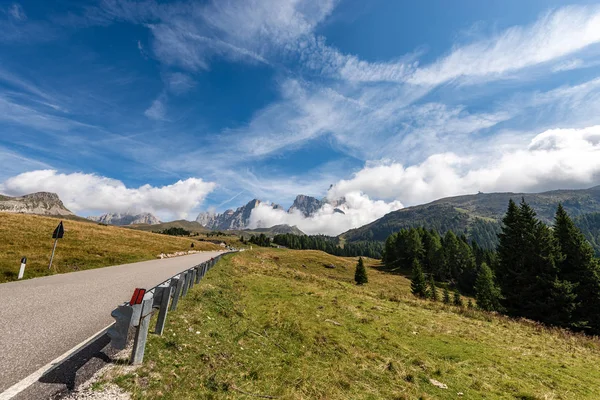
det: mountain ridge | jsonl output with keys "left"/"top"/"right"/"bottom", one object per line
{"left": 340, "top": 185, "right": 600, "bottom": 246}
{"left": 88, "top": 212, "right": 161, "bottom": 226}
{"left": 0, "top": 192, "right": 74, "bottom": 216}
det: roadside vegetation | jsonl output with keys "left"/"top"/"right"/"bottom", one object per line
{"left": 106, "top": 248, "right": 600, "bottom": 399}
{"left": 395, "top": 200, "right": 600, "bottom": 335}
{"left": 0, "top": 213, "right": 219, "bottom": 282}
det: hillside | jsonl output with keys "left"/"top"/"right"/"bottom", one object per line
{"left": 100, "top": 248, "right": 600, "bottom": 399}
{"left": 342, "top": 185, "right": 600, "bottom": 247}
{"left": 0, "top": 213, "right": 219, "bottom": 283}
{"left": 240, "top": 224, "right": 305, "bottom": 236}
{"left": 129, "top": 219, "right": 211, "bottom": 234}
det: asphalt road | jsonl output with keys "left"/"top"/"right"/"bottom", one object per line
{"left": 0, "top": 250, "right": 225, "bottom": 394}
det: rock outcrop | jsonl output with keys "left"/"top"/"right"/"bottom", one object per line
{"left": 196, "top": 199, "right": 283, "bottom": 230}
{"left": 88, "top": 212, "right": 161, "bottom": 226}
{"left": 0, "top": 192, "right": 74, "bottom": 216}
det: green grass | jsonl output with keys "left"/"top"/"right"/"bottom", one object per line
{"left": 0, "top": 213, "right": 220, "bottom": 282}
{"left": 108, "top": 248, "right": 600, "bottom": 399}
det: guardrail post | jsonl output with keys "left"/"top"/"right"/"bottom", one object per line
{"left": 182, "top": 271, "right": 190, "bottom": 297}
{"left": 170, "top": 275, "right": 184, "bottom": 311}
{"left": 195, "top": 265, "right": 201, "bottom": 284}
{"left": 189, "top": 268, "right": 196, "bottom": 289}
{"left": 131, "top": 294, "right": 154, "bottom": 365}
{"left": 154, "top": 285, "right": 172, "bottom": 335}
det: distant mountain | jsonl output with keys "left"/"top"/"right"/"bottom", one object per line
{"left": 340, "top": 185, "right": 600, "bottom": 249}
{"left": 88, "top": 212, "right": 161, "bottom": 226}
{"left": 288, "top": 195, "right": 324, "bottom": 217}
{"left": 196, "top": 199, "right": 283, "bottom": 230}
{"left": 0, "top": 192, "right": 74, "bottom": 216}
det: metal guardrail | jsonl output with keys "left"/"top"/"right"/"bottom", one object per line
{"left": 107, "top": 251, "right": 236, "bottom": 365}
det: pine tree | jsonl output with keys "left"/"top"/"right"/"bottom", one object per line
{"left": 497, "top": 199, "right": 576, "bottom": 326}
{"left": 429, "top": 275, "right": 438, "bottom": 301}
{"left": 496, "top": 199, "right": 522, "bottom": 313}
{"left": 475, "top": 262, "right": 503, "bottom": 312}
{"left": 453, "top": 291, "right": 463, "bottom": 307}
{"left": 411, "top": 259, "right": 428, "bottom": 298}
{"left": 443, "top": 288, "right": 451, "bottom": 304}
{"left": 354, "top": 257, "right": 368, "bottom": 285}
{"left": 554, "top": 204, "right": 600, "bottom": 332}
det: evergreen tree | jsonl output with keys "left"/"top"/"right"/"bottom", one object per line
{"left": 411, "top": 259, "right": 428, "bottom": 298}
{"left": 393, "top": 228, "right": 425, "bottom": 269}
{"left": 496, "top": 199, "right": 522, "bottom": 313}
{"left": 354, "top": 257, "right": 368, "bottom": 285}
{"left": 453, "top": 291, "right": 463, "bottom": 307}
{"left": 497, "top": 199, "right": 576, "bottom": 326}
{"left": 467, "top": 299, "right": 474, "bottom": 309}
{"left": 554, "top": 204, "right": 600, "bottom": 333}
{"left": 475, "top": 262, "right": 503, "bottom": 312}
{"left": 443, "top": 288, "right": 451, "bottom": 304}
{"left": 429, "top": 275, "right": 438, "bottom": 301}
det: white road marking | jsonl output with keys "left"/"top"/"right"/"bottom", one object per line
{"left": 0, "top": 322, "right": 114, "bottom": 400}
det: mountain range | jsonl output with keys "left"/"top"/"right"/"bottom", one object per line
{"left": 195, "top": 194, "right": 348, "bottom": 230}
{"left": 87, "top": 212, "right": 161, "bottom": 226}
{"left": 4, "top": 186, "right": 600, "bottom": 251}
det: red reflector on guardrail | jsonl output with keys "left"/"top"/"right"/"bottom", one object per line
{"left": 130, "top": 288, "right": 146, "bottom": 305}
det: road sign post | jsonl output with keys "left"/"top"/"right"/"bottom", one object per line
{"left": 48, "top": 221, "right": 64, "bottom": 270}
{"left": 18, "top": 257, "right": 27, "bottom": 280}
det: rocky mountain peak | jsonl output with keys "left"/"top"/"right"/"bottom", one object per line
{"left": 88, "top": 212, "right": 161, "bottom": 226}
{"left": 0, "top": 191, "right": 73, "bottom": 216}
{"left": 288, "top": 195, "right": 325, "bottom": 217}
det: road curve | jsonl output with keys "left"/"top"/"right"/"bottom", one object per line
{"left": 0, "top": 250, "right": 226, "bottom": 393}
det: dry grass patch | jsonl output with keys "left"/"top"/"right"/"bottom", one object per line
{"left": 0, "top": 213, "right": 219, "bottom": 282}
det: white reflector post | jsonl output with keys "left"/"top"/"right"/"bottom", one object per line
{"left": 18, "top": 257, "right": 27, "bottom": 280}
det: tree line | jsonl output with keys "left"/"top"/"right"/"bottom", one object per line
{"left": 399, "top": 199, "right": 600, "bottom": 335}
{"left": 272, "top": 233, "right": 384, "bottom": 259}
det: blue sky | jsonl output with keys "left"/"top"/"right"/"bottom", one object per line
{"left": 2, "top": 0, "right": 600, "bottom": 234}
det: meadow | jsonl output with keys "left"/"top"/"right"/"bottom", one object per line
{"left": 103, "top": 248, "right": 600, "bottom": 399}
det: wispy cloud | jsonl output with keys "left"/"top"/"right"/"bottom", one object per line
{"left": 8, "top": 3, "right": 26, "bottom": 21}
{"left": 144, "top": 95, "right": 167, "bottom": 120}
{"left": 409, "top": 6, "right": 600, "bottom": 85}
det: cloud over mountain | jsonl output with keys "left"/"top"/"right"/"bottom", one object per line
{"left": 0, "top": 170, "right": 215, "bottom": 220}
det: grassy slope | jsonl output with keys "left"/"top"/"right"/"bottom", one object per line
{"left": 0, "top": 213, "right": 219, "bottom": 282}
{"left": 109, "top": 248, "right": 600, "bottom": 400}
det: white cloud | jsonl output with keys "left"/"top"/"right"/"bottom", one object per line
{"left": 167, "top": 72, "right": 195, "bottom": 94}
{"left": 410, "top": 6, "right": 600, "bottom": 85}
{"left": 247, "top": 191, "right": 403, "bottom": 236}
{"left": 8, "top": 3, "right": 26, "bottom": 21}
{"left": 0, "top": 170, "right": 216, "bottom": 220}
{"left": 552, "top": 58, "right": 584, "bottom": 73}
{"left": 329, "top": 125, "right": 600, "bottom": 207}
{"left": 144, "top": 96, "right": 166, "bottom": 120}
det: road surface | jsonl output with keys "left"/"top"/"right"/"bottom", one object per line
{"left": 0, "top": 251, "right": 225, "bottom": 394}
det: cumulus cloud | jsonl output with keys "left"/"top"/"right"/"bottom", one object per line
{"left": 0, "top": 170, "right": 216, "bottom": 220}
{"left": 247, "top": 191, "right": 403, "bottom": 236}
{"left": 329, "top": 125, "right": 600, "bottom": 207}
